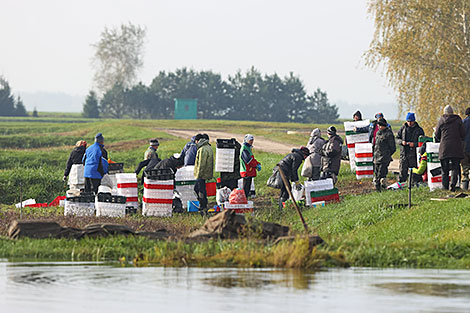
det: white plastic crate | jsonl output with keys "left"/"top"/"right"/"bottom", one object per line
{"left": 95, "top": 201, "right": 126, "bottom": 217}
{"left": 175, "top": 185, "right": 197, "bottom": 208}
{"left": 143, "top": 203, "right": 172, "bottom": 217}
{"left": 344, "top": 120, "right": 370, "bottom": 171}
{"left": 175, "top": 166, "right": 196, "bottom": 181}
{"left": 64, "top": 201, "right": 95, "bottom": 217}
{"left": 304, "top": 178, "right": 334, "bottom": 192}
{"left": 115, "top": 173, "right": 138, "bottom": 183}
{"left": 223, "top": 201, "right": 254, "bottom": 209}
{"left": 68, "top": 164, "right": 85, "bottom": 186}
{"left": 144, "top": 177, "right": 173, "bottom": 185}
{"left": 143, "top": 189, "right": 173, "bottom": 199}
{"left": 216, "top": 148, "right": 235, "bottom": 172}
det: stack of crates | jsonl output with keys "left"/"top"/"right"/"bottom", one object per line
{"left": 355, "top": 143, "right": 374, "bottom": 179}
{"left": 116, "top": 173, "right": 138, "bottom": 210}
{"left": 304, "top": 178, "right": 339, "bottom": 206}
{"left": 215, "top": 139, "right": 236, "bottom": 172}
{"left": 174, "top": 166, "right": 197, "bottom": 209}
{"left": 344, "top": 120, "right": 370, "bottom": 171}
{"left": 107, "top": 163, "right": 124, "bottom": 193}
{"left": 426, "top": 143, "right": 443, "bottom": 191}
{"left": 95, "top": 193, "right": 127, "bottom": 217}
{"left": 143, "top": 169, "right": 174, "bottom": 217}
{"left": 64, "top": 192, "right": 95, "bottom": 216}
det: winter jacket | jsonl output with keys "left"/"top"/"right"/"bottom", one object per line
{"left": 413, "top": 152, "right": 428, "bottom": 175}
{"left": 149, "top": 156, "right": 181, "bottom": 174}
{"left": 306, "top": 130, "right": 326, "bottom": 167}
{"left": 463, "top": 116, "right": 470, "bottom": 153}
{"left": 144, "top": 146, "right": 160, "bottom": 162}
{"left": 321, "top": 134, "right": 344, "bottom": 175}
{"left": 64, "top": 146, "right": 86, "bottom": 177}
{"left": 357, "top": 120, "right": 392, "bottom": 144}
{"left": 240, "top": 142, "right": 260, "bottom": 177}
{"left": 194, "top": 139, "right": 214, "bottom": 180}
{"left": 435, "top": 114, "right": 465, "bottom": 160}
{"left": 396, "top": 122, "right": 425, "bottom": 159}
{"left": 83, "top": 142, "right": 104, "bottom": 179}
{"left": 278, "top": 149, "right": 304, "bottom": 182}
{"left": 181, "top": 137, "right": 197, "bottom": 166}
{"left": 220, "top": 140, "right": 241, "bottom": 182}
{"left": 373, "top": 127, "right": 396, "bottom": 164}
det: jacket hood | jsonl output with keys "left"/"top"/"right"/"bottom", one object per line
{"left": 441, "top": 114, "right": 461, "bottom": 124}
{"left": 403, "top": 121, "right": 420, "bottom": 128}
{"left": 197, "top": 138, "right": 210, "bottom": 148}
{"left": 310, "top": 128, "right": 321, "bottom": 137}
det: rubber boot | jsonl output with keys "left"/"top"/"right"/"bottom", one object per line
{"left": 463, "top": 181, "right": 469, "bottom": 190}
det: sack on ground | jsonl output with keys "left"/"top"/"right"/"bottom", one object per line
{"left": 229, "top": 188, "right": 248, "bottom": 204}
{"left": 301, "top": 155, "right": 314, "bottom": 178}
{"left": 267, "top": 166, "right": 283, "bottom": 189}
{"left": 291, "top": 182, "right": 305, "bottom": 202}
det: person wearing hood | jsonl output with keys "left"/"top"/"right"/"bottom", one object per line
{"left": 240, "top": 134, "right": 261, "bottom": 199}
{"left": 320, "top": 126, "right": 344, "bottom": 184}
{"left": 435, "top": 105, "right": 465, "bottom": 191}
{"left": 83, "top": 133, "right": 107, "bottom": 194}
{"left": 194, "top": 134, "right": 214, "bottom": 214}
{"left": 461, "top": 108, "right": 470, "bottom": 190}
{"left": 180, "top": 136, "right": 198, "bottom": 166}
{"left": 396, "top": 112, "right": 425, "bottom": 182}
{"left": 278, "top": 146, "right": 310, "bottom": 209}
{"left": 373, "top": 119, "right": 396, "bottom": 191}
{"left": 302, "top": 128, "right": 326, "bottom": 180}
{"left": 353, "top": 111, "right": 362, "bottom": 121}
{"left": 63, "top": 140, "right": 87, "bottom": 182}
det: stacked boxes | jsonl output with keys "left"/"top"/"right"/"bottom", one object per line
{"left": 143, "top": 169, "right": 174, "bottom": 217}
{"left": 95, "top": 193, "right": 127, "bottom": 217}
{"left": 116, "top": 173, "right": 139, "bottom": 210}
{"left": 426, "top": 143, "right": 443, "bottom": 191}
{"left": 354, "top": 143, "right": 374, "bottom": 179}
{"left": 304, "top": 178, "right": 339, "bottom": 206}
{"left": 344, "top": 120, "right": 370, "bottom": 171}
{"left": 64, "top": 193, "right": 95, "bottom": 216}
{"left": 175, "top": 166, "right": 197, "bottom": 209}
{"left": 215, "top": 139, "right": 236, "bottom": 172}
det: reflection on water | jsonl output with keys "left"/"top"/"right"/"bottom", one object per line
{"left": 1, "top": 263, "right": 470, "bottom": 313}
{"left": 377, "top": 282, "right": 470, "bottom": 298}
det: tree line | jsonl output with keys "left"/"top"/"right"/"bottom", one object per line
{"left": 83, "top": 67, "right": 339, "bottom": 123}
{"left": 0, "top": 77, "right": 27, "bottom": 117}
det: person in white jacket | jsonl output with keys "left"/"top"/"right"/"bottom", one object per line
{"left": 302, "top": 128, "right": 326, "bottom": 180}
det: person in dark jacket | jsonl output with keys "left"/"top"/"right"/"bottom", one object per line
{"left": 277, "top": 146, "right": 310, "bottom": 209}
{"left": 240, "top": 134, "right": 261, "bottom": 198}
{"left": 180, "top": 136, "right": 197, "bottom": 166}
{"left": 220, "top": 139, "right": 242, "bottom": 190}
{"left": 63, "top": 140, "right": 87, "bottom": 181}
{"left": 320, "top": 126, "right": 344, "bottom": 184}
{"left": 355, "top": 113, "right": 392, "bottom": 145}
{"left": 146, "top": 155, "right": 184, "bottom": 175}
{"left": 83, "top": 133, "right": 106, "bottom": 194}
{"left": 435, "top": 105, "right": 466, "bottom": 191}
{"left": 353, "top": 110, "right": 362, "bottom": 121}
{"left": 135, "top": 138, "right": 162, "bottom": 181}
{"left": 396, "top": 112, "right": 425, "bottom": 182}
{"left": 462, "top": 108, "right": 470, "bottom": 190}
{"left": 373, "top": 119, "right": 396, "bottom": 191}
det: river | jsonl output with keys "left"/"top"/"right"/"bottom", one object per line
{"left": 0, "top": 261, "right": 469, "bottom": 312}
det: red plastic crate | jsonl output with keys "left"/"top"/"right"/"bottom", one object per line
{"left": 206, "top": 182, "right": 217, "bottom": 196}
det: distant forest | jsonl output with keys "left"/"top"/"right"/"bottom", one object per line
{"left": 84, "top": 67, "right": 339, "bottom": 123}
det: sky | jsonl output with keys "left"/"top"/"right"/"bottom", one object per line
{"left": 0, "top": 0, "right": 399, "bottom": 118}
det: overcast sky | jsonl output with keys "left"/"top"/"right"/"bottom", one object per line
{"left": 0, "top": 0, "right": 399, "bottom": 117}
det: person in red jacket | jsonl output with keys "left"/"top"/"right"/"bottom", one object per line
{"left": 240, "top": 134, "right": 261, "bottom": 198}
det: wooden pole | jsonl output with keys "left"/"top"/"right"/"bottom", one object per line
{"left": 408, "top": 168, "right": 413, "bottom": 209}
{"left": 277, "top": 165, "right": 309, "bottom": 233}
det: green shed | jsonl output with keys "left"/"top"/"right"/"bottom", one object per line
{"left": 174, "top": 98, "right": 197, "bottom": 120}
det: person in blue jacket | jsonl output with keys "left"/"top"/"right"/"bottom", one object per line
{"left": 82, "top": 133, "right": 107, "bottom": 194}
{"left": 180, "top": 136, "right": 197, "bottom": 166}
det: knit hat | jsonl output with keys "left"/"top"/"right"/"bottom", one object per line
{"left": 406, "top": 112, "right": 416, "bottom": 122}
{"left": 444, "top": 105, "right": 454, "bottom": 114}
{"left": 310, "top": 128, "right": 321, "bottom": 137}
{"left": 149, "top": 138, "right": 159, "bottom": 146}
{"left": 375, "top": 112, "right": 384, "bottom": 119}
{"left": 353, "top": 110, "right": 362, "bottom": 120}
{"left": 465, "top": 107, "right": 470, "bottom": 116}
{"left": 244, "top": 134, "right": 254, "bottom": 143}
{"left": 95, "top": 133, "right": 104, "bottom": 143}
{"left": 327, "top": 126, "right": 337, "bottom": 135}
{"left": 378, "top": 118, "right": 388, "bottom": 127}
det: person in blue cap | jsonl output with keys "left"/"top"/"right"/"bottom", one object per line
{"left": 82, "top": 132, "right": 108, "bottom": 194}
{"left": 396, "top": 112, "right": 425, "bottom": 182}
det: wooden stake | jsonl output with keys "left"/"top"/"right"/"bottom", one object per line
{"left": 277, "top": 165, "right": 309, "bottom": 233}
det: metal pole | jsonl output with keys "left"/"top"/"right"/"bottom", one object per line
{"left": 277, "top": 165, "right": 309, "bottom": 233}
{"left": 408, "top": 168, "right": 413, "bottom": 209}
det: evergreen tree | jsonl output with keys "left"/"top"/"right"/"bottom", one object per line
{"left": 100, "top": 83, "right": 126, "bottom": 118}
{"left": 15, "top": 96, "right": 27, "bottom": 116}
{"left": 82, "top": 90, "right": 100, "bottom": 118}
{"left": 0, "top": 76, "right": 17, "bottom": 116}
{"left": 32, "top": 107, "right": 38, "bottom": 117}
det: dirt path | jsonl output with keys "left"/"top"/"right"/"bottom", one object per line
{"left": 161, "top": 129, "right": 294, "bottom": 154}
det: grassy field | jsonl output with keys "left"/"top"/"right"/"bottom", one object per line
{"left": 1, "top": 117, "right": 467, "bottom": 269}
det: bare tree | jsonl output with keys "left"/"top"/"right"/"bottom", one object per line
{"left": 92, "top": 23, "right": 146, "bottom": 95}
